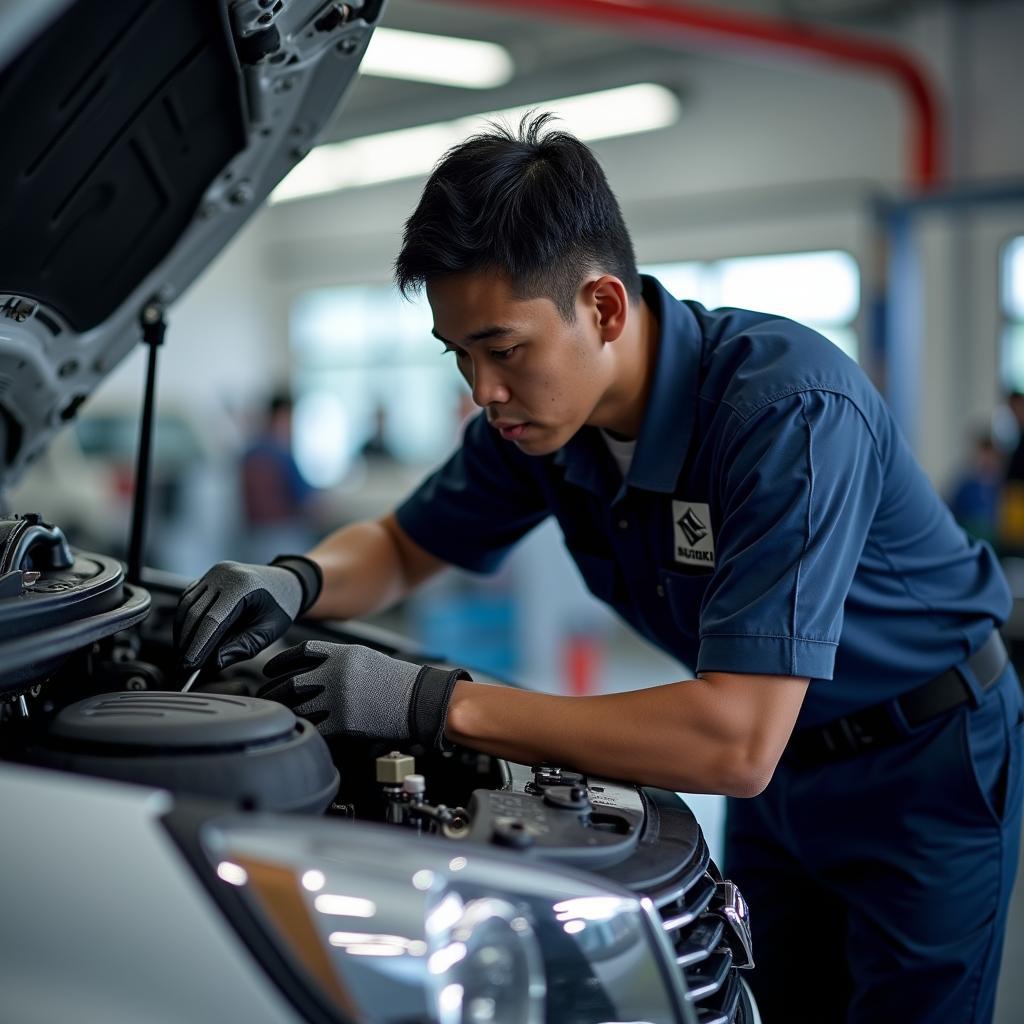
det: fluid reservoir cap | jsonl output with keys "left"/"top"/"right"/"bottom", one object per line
{"left": 49, "top": 691, "right": 297, "bottom": 748}
{"left": 402, "top": 773, "right": 426, "bottom": 795}
{"left": 542, "top": 784, "right": 590, "bottom": 811}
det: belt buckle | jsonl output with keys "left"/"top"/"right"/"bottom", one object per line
{"left": 817, "top": 719, "right": 859, "bottom": 759}
{"left": 821, "top": 708, "right": 889, "bottom": 761}
{"left": 844, "top": 714, "right": 878, "bottom": 751}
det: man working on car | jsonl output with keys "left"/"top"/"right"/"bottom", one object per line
{"left": 176, "top": 115, "right": 1023, "bottom": 1023}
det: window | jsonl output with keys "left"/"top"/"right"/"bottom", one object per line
{"left": 290, "top": 286, "right": 464, "bottom": 486}
{"left": 291, "top": 252, "right": 861, "bottom": 484}
{"left": 1001, "top": 236, "right": 1024, "bottom": 391}
{"left": 642, "top": 249, "right": 861, "bottom": 361}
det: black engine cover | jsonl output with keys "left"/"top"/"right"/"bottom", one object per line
{"left": 31, "top": 690, "right": 340, "bottom": 814}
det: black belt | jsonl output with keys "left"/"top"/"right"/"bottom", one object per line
{"left": 784, "top": 631, "right": 1009, "bottom": 768}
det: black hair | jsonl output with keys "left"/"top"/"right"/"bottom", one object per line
{"left": 394, "top": 112, "right": 641, "bottom": 321}
{"left": 267, "top": 392, "right": 292, "bottom": 417}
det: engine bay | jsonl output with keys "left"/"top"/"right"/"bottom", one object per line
{"left": 0, "top": 548, "right": 697, "bottom": 885}
{"left": 0, "top": 513, "right": 753, "bottom": 1023}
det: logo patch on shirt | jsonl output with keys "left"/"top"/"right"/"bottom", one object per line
{"left": 673, "top": 501, "right": 715, "bottom": 567}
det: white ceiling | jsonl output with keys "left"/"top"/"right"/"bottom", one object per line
{"left": 327, "top": 0, "right": 924, "bottom": 141}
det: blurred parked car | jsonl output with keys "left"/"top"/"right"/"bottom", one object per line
{"left": 6, "top": 405, "right": 235, "bottom": 571}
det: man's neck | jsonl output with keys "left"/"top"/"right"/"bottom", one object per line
{"left": 593, "top": 294, "right": 660, "bottom": 440}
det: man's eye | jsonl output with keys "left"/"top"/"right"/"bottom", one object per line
{"left": 491, "top": 346, "right": 519, "bottom": 361}
{"left": 442, "top": 347, "right": 467, "bottom": 360}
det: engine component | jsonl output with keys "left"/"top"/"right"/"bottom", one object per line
{"left": 30, "top": 691, "right": 339, "bottom": 813}
{"left": 0, "top": 546, "right": 150, "bottom": 692}
{"left": 373, "top": 752, "right": 471, "bottom": 835}
{"left": 0, "top": 513, "right": 73, "bottom": 573}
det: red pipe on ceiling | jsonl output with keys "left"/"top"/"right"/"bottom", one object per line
{"left": 453, "top": 0, "right": 942, "bottom": 189}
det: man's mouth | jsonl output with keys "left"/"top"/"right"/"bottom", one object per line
{"left": 492, "top": 421, "right": 531, "bottom": 441}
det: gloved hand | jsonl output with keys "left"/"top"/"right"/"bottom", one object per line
{"left": 174, "top": 555, "right": 323, "bottom": 671}
{"left": 258, "top": 640, "right": 469, "bottom": 749}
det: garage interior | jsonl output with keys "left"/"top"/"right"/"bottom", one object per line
{"left": 3, "top": 0, "right": 1024, "bottom": 1020}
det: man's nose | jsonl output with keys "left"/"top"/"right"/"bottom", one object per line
{"left": 470, "top": 362, "right": 510, "bottom": 407}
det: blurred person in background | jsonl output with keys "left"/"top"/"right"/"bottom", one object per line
{"left": 948, "top": 430, "right": 1003, "bottom": 543}
{"left": 239, "top": 392, "right": 317, "bottom": 561}
{"left": 177, "top": 115, "right": 1022, "bottom": 1024}
{"left": 358, "top": 402, "right": 395, "bottom": 462}
{"left": 1004, "top": 392, "right": 1024, "bottom": 482}
{"left": 1001, "top": 392, "right": 1024, "bottom": 552}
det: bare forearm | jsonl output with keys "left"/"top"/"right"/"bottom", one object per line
{"left": 303, "top": 520, "right": 410, "bottom": 620}
{"left": 445, "top": 674, "right": 806, "bottom": 797}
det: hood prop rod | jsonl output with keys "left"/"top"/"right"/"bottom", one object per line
{"left": 127, "top": 302, "right": 166, "bottom": 585}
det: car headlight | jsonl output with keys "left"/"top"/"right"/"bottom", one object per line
{"left": 199, "top": 815, "right": 689, "bottom": 1024}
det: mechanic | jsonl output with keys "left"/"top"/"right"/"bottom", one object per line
{"left": 176, "top": 115, "right": 1023, "bottom": 1024}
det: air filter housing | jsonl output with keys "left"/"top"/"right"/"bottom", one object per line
{"left": 35, "top": 691, "right": 339, "bottom": 814}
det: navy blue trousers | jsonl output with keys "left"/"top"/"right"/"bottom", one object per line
{"left": 725, "top": 665, "right": 1024, "bottom": 1023}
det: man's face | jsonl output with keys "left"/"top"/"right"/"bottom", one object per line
{"left": 427, "top": 271, "right": 611, "bottom": 456}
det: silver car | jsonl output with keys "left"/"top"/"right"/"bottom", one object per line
{"left": 0, "top": 2, "right": 758, "bottom": 1021}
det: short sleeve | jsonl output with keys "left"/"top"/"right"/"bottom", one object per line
{"left": 696, "top": 390, "right": 883, "bottom": 680}
{"left": 395, "top": 412, "right": 550, "bottom": 574}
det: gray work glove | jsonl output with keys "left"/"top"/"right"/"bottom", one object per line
{"left": 174, "top": 556, "right": 323, "bottom": 671}
{"left": 258, "top": 639, "right": 469, "bottom": 749}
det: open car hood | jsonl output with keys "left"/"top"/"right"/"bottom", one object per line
{"left": 0, "top": 0, "right": 383, "bottom": 492}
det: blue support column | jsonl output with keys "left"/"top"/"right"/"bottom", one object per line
{"left": 879, "top": 183, "right": 1024, "bottom": 454}
{"left": 885, "top": 208, "right": 924, "bottom": 450}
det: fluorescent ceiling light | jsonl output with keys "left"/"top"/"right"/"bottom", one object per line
{"left": 270, "top": 83, "right": 680, "bottom": 204}
{"left": 361, "top": 27, "right": 514, "bottom": 89}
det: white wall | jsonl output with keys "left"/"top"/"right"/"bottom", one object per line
{"left": 88, "top": 211, "right": 283, "bottom": 437}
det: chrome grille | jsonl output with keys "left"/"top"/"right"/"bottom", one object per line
{"left": 653, "top": 866, "right": 751, "bottom": 1024}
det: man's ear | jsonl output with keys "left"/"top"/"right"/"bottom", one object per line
{"left": 585, "top": 275, "right": 629, "bottom": 343}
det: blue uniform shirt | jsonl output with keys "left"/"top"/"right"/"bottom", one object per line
{"left": 397, "top": 276, "right": 1011, "bottom": 726}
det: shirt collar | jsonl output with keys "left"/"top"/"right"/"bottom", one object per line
{"left": 552, "top": 426, "right": 620, "bottom": 496}
{"left": 554, "top": 275, "right": 701, "bottom": 495}
{"left": 628, "top": 275, "right": 701, "bottom": 492}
